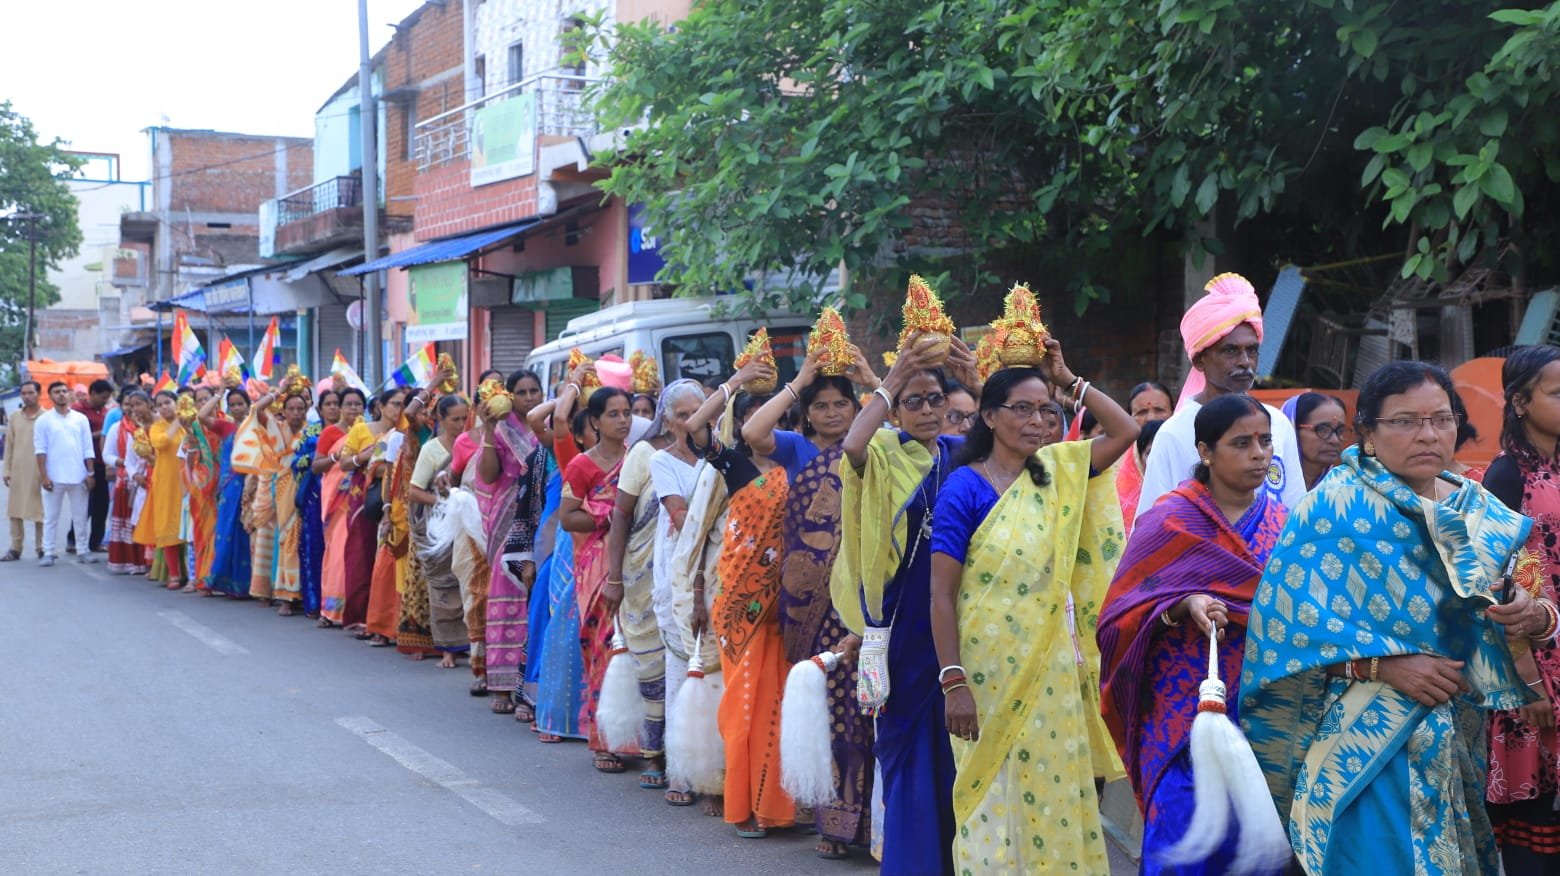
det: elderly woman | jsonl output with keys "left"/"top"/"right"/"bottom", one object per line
{"left": 1118, "top": 381, "right": 1175, "bottom": 534}
{"left": 929, "top": 342, "right": 1138, "bottom": 873}
{"left": 1098, "top": 394, "right": 1288, "bottom": 874}
{"left": 1241, "top": 360, "right": 1553, "bottom": 875}
{"left": 605, "top": 378, "right": 704, "bottom": 794}
{"left": 1283, "top": 391, "right": 1350, "bottom": 491}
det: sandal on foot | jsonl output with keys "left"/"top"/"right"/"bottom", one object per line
{"left": 593, "top": 752, "right": 626, "bottom": 773}
{"left": 469, "top": 679, "right": 488, "bottom": 697}
{"left": 0, "top": 550, "right": 20, "bottom": 562}
{"left": 368, "top": 636, "right": 393, "bottom": 647}
{"left": 536, "top": 732, "right": 563, "bottom": 743}
{"left": 735, "top": 820, "right": 767, "bottom": 839}
{"left": 665, "top": 789, "right": 696, "bottom": 806}
{"left": 316, "top": 618, "right": 337, "bottom": 629}
{"left": 702, "top": 797, "right": 725, "bottom": 818}
{"left": 815, "top": 841, "right": 850, "bottom": 860}
{"left": 639, "top": 769, "right": 668, "bottom": 790}
{"left": 514, "top": 702, "right": 535, "bottom": 724}
{"left": 491, "top": 697, "right": 516, "bottom": 715}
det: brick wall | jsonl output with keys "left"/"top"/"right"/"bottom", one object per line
{"left": 383, "top": 0, "right": 466, "bottom": 218}
{"left": 166, "top": 131, "right": 313, "bottom": 214}
{"left": 414, "top": 159, "right": 539, "bottom": 240}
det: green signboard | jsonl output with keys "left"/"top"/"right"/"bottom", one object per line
{"left": 407, "top": 262, "right": 468, "bottom": 343}
{"left": 470, "top": 92, "right": 538, "bottom": 187}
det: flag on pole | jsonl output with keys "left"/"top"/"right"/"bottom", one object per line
{"left": 171, "top": 310, "right": 207, "bottom": 385}
{"left": 251, "top": 317, "right": 281, "bottom": 380}
{"left": 217, "top": 337, "right": 248, "bottom": 380}
{"left": 330, "top": 348, "right": 369, "bottom": 393}
{"left": 384, "top": 343, "right": 437, "bottom": 390}
{"left": 153, "top": 370, "right": 176, "bottom": 394}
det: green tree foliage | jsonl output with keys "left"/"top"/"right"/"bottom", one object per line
{"left": 591, "top": 0, "right": 1560, "bottom": 312}
{"left": 0, "top": 101, "right": 83, "bottom": 367}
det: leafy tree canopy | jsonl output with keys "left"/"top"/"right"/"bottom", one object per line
{"left": 591, "top": 0, "right": 1560, "bottom": 314}
{"left": 0, "top": 101, "right": 84, "bottom": 368}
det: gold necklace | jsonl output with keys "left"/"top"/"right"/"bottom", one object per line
{"left": 982, "top": 458, "right": 1021, "bottom": 487}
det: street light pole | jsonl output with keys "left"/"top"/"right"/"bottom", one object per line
{"left": 24, "top": 215, "right": 37, "bottom": 362}
{"left": 358, "top": 0, "right": 383, "bottom": 388}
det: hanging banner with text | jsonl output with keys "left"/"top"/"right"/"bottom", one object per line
{"left": 406, "top": 262, "right": 468, "bottom": 343}
{"left": 470, "top": 92, "right": 538, "bottom": 187}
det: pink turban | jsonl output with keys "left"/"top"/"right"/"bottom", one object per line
{"left": 1178, "top": 272, "right": 1263, "bottom": 410}
{"left": 595, "top": 354, "right": 633, "bottom": 391}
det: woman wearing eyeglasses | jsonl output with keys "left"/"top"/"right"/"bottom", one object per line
{"left": 941, "top": 382, "right": 978, "bottom": 436}
{"left": 1242, "top": 361, "right": 1551, "bottom": 875}
{"left": 833, "top": 332, "right": 978, "bottom": 875}
{"left": 1284, "top": 392, "right": 1350, "bottom": 491}
{"left": 929, "top": 340, "right": 1138, "bottom": 873}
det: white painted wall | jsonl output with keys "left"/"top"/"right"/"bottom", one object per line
{"left": 472, "top": 0, "right": 612, "bottom": 97}
{"left": 52, "top": 178, "right": 147, "bottom": 311}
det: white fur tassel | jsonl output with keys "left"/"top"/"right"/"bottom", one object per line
{"left": 666, "top": 637, "right": 725, "bottom": 794}
{"left": 422, "top": 487, "right": 482, "bottom": 560}
{"left": 1160, "top": 626, "right": 1291, "bottom": 874}
{"left": 597, "top": 631, "right": 645, "bottom": 752}
{"left": 781, "top": 650, "right": 841, "bottom": 807}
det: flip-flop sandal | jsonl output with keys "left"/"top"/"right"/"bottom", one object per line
{"left": 536, "top": 733, "right": 563, "bottom": 743}
{"left": 639, "top": 770, "right": 668, "bottom": 790}
{"left": 736, "top": 824, "right": 768, "bottom": 839}
{"left": 815, "top": 843, "right": 850, "bottom": 860}
{"left": 491, "top": 698, "right": 516, "bottom": 715}
{"left": 469, "top": 680, "right": 488, "bottom": 697}
{"left": 593, "top": 753, "right": 627, "bottom": 773}
{"left": 0, "top": 550, "right": 20, "bottom": 562}
{"left": 664, "top": 789, "right": 697, "bottom": 807}
{"left": 514, "top": 704, "right": 535, "bottom": 723}
{"left": 368, "top": 637, "right": 393, "bottom": 647}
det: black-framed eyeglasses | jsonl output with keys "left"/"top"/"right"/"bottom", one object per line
{"left": 945, "top": 409, "right": 977, "bottom": 425}
{"left": 899, "top": 392, "right": 948, "bottom": 412}
{"left": 1299, "top": 423, "right": 1353, "bottom": 441}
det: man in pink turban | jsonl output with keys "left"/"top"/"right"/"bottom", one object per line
{"left": 1137, "top": 272, "right": 1306, "bottom": 516}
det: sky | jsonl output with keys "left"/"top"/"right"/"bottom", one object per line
{"left": 2, "top": 0, "right": 431, "bottom": 181}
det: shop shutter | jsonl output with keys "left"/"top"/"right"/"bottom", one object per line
{"left": 315, "top": 302, "right": 357, "bottom": 378}
{"left": 544, "top": 298, "right": 600, "bottom": 342}
{"left": 488, "top": 305, "right": 535, "bottom": 373}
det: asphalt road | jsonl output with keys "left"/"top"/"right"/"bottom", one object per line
{"left": 0, "top": 484, "right": 1136, "bottom": 874}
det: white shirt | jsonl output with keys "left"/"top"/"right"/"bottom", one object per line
{"left": 34, "top": 407, "right": 94, "bottom": 485}
{"left": 1137, "top": 397, "right": 1305, "bottom": 518}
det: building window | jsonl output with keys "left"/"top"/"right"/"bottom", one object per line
{"left": 473, "top": 55, "right": 486, "bottom": 99}
{"left": 404, "top": 97, "right": 418, "bottom": 161}
{"left": 561, "top": 17, "right": 586, "bottom": 79}
{"left": 507, "top": 42, "right": 524, "bottom": 87}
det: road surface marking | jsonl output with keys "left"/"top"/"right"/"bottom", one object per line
{"left": 336, "top": 716, "right": 545, "bottom": 826}
{"left": 157, "top": 610, "right": 250, "bottom": 655}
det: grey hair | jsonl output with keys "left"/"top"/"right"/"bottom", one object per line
{"left": 645, "top": 378, "right": 705, "bottom": 441}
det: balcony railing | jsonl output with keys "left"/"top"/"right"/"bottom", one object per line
{"left": 415, "top": 70, "right": 602, "bottom": 172}
{"left": 276, "top": 175, "right": 363, "bottom": 225}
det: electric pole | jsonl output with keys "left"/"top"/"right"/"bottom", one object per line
{"left": 4, "top": 211, "right": 42, "bottom": 362}
{"left": 358, "top": 0, "right": 383, "bottom": 388}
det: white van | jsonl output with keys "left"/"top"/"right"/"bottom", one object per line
{"left": 525, "top": 296, "right": 814, "bottom": 394}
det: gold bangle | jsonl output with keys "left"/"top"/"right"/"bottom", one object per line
{"left": 943, "top": 682, "right": 969, "bottom": 695}
{"left": 1160, "top": 610, "right": 1180, "bottom": 628}
{"left": 1369, "top": 656, "right": 1380, "bottom": 682}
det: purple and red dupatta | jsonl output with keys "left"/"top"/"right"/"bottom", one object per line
{"left": 1096, "top": 479, "right": 1286, "bottom": 810}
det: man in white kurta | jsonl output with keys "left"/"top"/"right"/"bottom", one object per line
{"left": 1138, "top": 273, "right": 1305, "bottom": 518}
{"left": 34, "top": 382, "right": 97, "bottom": 566}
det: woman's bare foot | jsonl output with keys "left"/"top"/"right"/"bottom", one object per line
{"left": 407, "top": 652, "right": 425, "bottom": 661}
{"left": 438, "top": 653, "right": 457, "bottom": 669}
{"left": 702, "top": 795, "right": 724, "bottom": 817}
{"left": 815, "top": 840, "right": 849, "bottom": 859}
{"left": 277, "top": 602, "right": 294, "bottom": 616}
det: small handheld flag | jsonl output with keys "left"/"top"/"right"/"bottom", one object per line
{"left": 384, "top": 343, "right": 437, "bottom": 390}
{"left": 251, "top": 317, "right": 281, "bottom": 380}
{"left": 153, "top": 370, "right": 176, "bottom": 394}
{"left": 331, "top": 348, "right": 369, "bottom": 393}
{"left": 171, "top": 310, "right": 208, "bottom": 385}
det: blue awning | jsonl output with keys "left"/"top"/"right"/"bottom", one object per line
{"left": 338, "top": 220, "right": 540, "bottom": 277}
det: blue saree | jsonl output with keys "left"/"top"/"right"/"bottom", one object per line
{"left": 208, "top": 430, "right": 252, "bottom": 597}
{"left": 535, "top": 524, "right": 587, "bottom": 740}
{"left": 1241, "top": 447, "right": 1534, "bottom": 875}
{"left": 294, "top": 423, "right": 324, "bottom": 617}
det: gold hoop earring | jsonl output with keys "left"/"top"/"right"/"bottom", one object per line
{"left": 1363, "top": 441, "right": 1375, "bottom": 455}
